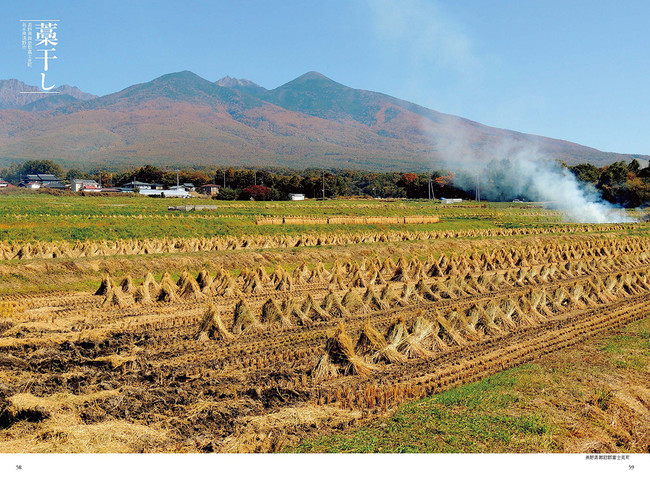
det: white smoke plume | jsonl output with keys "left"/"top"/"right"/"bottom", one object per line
{"left": 366, "top": 0, "right": 634, "bottom": 223}
{"left": 457, "top": 156, "right": 632, "bottom": 224}
{"left": 365, "top": 0, "right": 481, "bottom": 77}
{"left": 427, "top": 120, "right": 633, "bottom": 223}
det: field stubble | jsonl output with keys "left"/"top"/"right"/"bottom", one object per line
{"left": 0, "top": 196, "right": 649, "bottom": 453}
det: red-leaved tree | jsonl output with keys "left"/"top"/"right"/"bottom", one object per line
{"left": 242, "top": 185, "right": 271, "bottom": 201}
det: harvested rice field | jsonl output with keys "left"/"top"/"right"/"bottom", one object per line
{"left": 1, "top": 194, "right": 650, "bottom": 453}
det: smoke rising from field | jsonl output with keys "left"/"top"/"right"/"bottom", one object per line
{"left": 458, "top": 157, "right": 631, "bottom": 224}
{"left": 366, "top": 0, "right": 632, "bottom": 223}
{"left": 430, "top": 122, "right": 633, "bottom": 224}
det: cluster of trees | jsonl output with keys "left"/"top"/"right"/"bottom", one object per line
{"left": 568, "top": 159, "right": 650, "bottom": 207}
{"left": 110, "top": 165, "right": 213, "bottom": 188}
{"left": 1, "top": 160, "right": 65, "bottom": 182}
{"left": 206, "top": 168, "right": 466, "bottom": 200}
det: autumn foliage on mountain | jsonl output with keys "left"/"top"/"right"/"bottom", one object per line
{"left": 0, "top": 71, "right": 645, "bottom": 172}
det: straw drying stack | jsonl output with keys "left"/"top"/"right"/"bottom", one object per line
{"left": 321, "top": 291, "right": 350, "bottom": 318}
{"left": 301, "top": 294, "right": 331, "bottom": 321}
{"left": 260, "top": 297, "right": 292, "bottom": 328}
{"left": 197, "top": 304, "right": 233, "bottom": 341}
{"left": 356, "top": 322, "right": 406, "bottom": 364}
{"left": 313, "top": 323, "right": 373, "bottom": 381}
{"left": 232, "top": 299, "right": 261, "bottom": 334}
{"left": 95, "top": 274, "right": 113, "bottom": 296}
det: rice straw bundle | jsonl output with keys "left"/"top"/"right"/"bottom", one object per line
{"left": 134, "top": 284, "right": 152, "bottom": 304}
{"left": 281, "top": 298, "right": 312, "bottom": 326}
{"left": 321, "top": 291, "right": 350, "bottom": 318}
{"left": 160, "top": 272, "right": 175, "bottom": 288}
{"left": 313, "top": 323, "right": 373, "bottom": 381}
{"left": 176, "top": 269, "right": 193, "bottom": 288}
{"left": 260, "top": 297, "right": 292, "bottom": 328}
{"left": 398, "top": 316, "right": 434, "bottom": 358}
{"left": 119, "top": 275, "right": 135, "bottom": 294}
{"left": 356, "top": 321, "right": 406, "bottom": 364}
{"left": 232, "top": 299, "right": 261, "bottom": 334}
{"left": 197, "top": 304, "right": 233, "bottom": 341}
{"left": 157, "top": 282, "right": 178, "bottom": 303}
{"left": 95, "top": 274, "right": 113, "bottom": 296}
{"left": 362, "top": 286, "right": 387, "bottom": 310}
{"left": 297, "top": 294, "right": 328, "bottom": 321}
{"left": 180, "top": 277, "right": 206, "bottom": 300}
{"left": 341, "top": 289, "right": 368, "bottom": 313}
{"left": 196, "top": 269, "right": 213, "bottom": 290}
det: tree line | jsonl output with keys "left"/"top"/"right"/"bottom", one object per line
{"left": 1, "top": 158, "right": 648, "bottom": 205}
{"left": 0, "top": 161, "right": 467, "bottom": 201}
{"left": 566, "top": 159, "right": 650, "bottom": 207}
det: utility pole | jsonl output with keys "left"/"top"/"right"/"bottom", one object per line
{"left": 475, "top": 174, "right": 480, "bottom": 202}
{"left": 254, "top": 171, "right": 257, "bottom": 185}
{"left": 175, "top": 169, "right": 180, "bottom": 188}
{"left": 427, "top": 171, "right": 431, "bottom": 201}
{"left": 223, "top": 171, "right": 226, "bottom": 188}
{"left": 322, "top": 170, "right": 325, "bottom": 199}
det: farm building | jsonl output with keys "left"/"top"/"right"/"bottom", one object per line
{"left": 20, "top": 174, "right": 66, "bottom": 190}
{"left": 140, "top": 188, "right": 191, "bottom": 198}
{"left": 71, "top": 179, "right": 102, "bottom": 192}
{"left": 441, "top": 198, "right": 463, "bottom": 204}
{"left": 169, "top": 183, "right": 195, "bottom": 191}
{"left": 121, "top": 180, "right": 164, "bottom": 191}
{"left": 0, "top": 180, "right": 10, "bottom": 188}
{"left": 199, "top": 184, "right": 221, "bottom": 196}
{"left": 288, "top": 193, "right": 306, "bottom": 201}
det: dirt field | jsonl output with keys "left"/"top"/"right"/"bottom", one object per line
{"left": 0, "top": 199, "right": 649, "bottom": 453}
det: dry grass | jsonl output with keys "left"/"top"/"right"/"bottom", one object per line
{"left": 0, "top": 414, "right": 170, "bottom": 453}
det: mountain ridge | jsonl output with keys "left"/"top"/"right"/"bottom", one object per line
{"left": 0, "top": 71, "right": 645, "bottom": 170}
{"left": 0, "top": 79, "right": 97, "bottom": 110}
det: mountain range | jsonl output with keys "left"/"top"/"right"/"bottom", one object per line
{"left": 0, "top": 71, "right": 645, "bottom": 171}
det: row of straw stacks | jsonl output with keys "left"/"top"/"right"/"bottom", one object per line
{"left": 3, "top": 222, "right": 639, "bottom": 261}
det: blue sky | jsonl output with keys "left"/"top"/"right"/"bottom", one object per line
{"left": 2, "top": 0, "right": 649, "bottom": 155}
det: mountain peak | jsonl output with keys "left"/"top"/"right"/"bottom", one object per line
{"left": 153, "top": 70, "right": 207, "bottom": 83}
{"left": 0, "top": 79, "right": 96, "bottom": 110}
{"left": 273, "top": 71, "right": 343, "bottom": 93}
{"left": 82, "top": 69, "right": 265, "bottom": 111}
{"left": 298, "top": 71, "right": 331, "bottom": 81}
{"left": 215, "top": 76, "right": 260, "bottom": 88}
